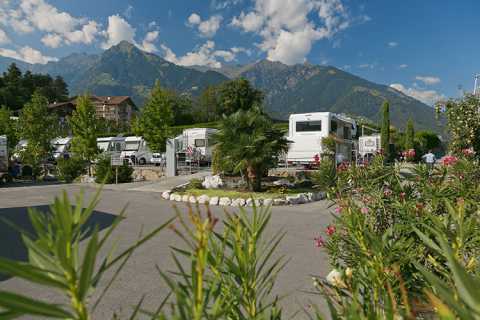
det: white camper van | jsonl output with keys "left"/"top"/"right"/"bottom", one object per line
{"left": 287, "top": 112, "right": 357, "bottom": 165}
{"left": 121, "top": 136, "right": 154, "bottom": 165}
{"left": 51, "top": 137, "right": 72, "bottom": 161}
{"left": 12, "top": 139, "right": 28, "bottom": 162}
{"left": 181, "top": 128, "right": 218, "bottom": 162}
{"left": 97, "top": 137, "right": 126, "bottom": 155}
{"left": 0, "top": 135, "right": 8, "bottom": 181}
{"left": 358, "top": 134, "right": 381, "bottom": 160}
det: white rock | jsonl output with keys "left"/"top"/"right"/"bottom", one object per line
{"left": 182, "top": 195, "right": 189, "bottom": 202}
{"left": 305, "top": 193, "right": 314, "bottom": 202}
{"left": 263, "top": 198, "right": 273, "bottom": 207}
{"left": 209, "top": 196, "right": 219, "bottom": 206}
{"left": 273, "top": 179, "right": 294, "bottom": 188}
{"left": 285, "top": 196, "right": 299, "bottom": 204}
{"left": 254, "top": 199, "right": 263, "bottom": 207}
{"left": 162, "top": 191, "right": 171, "bottom": 200}
{"left": 189, "top": 196, "right": 197, "bottom": 203}
{"left": 197, "top": 195, "right": 210, "bottom": 204}
{"left": 169, "top": 194, "right": 175, "bottom": 201}
{"left": 202, "top": 175, "right": 224, "bottom": 189}
{"left": 246, "top": 198, "right": 254, "bottom": 207}
{"left": 219, "top": 197, "right": 232, "bottom": 206}
{"left": 231, "top": 198, "right": 246, "bottom": 207}
{"left": 174, "top": 194, "right": 182, "bottom": 202}
{"left": 273, "top": 198, "right": 287, "bottom": 206}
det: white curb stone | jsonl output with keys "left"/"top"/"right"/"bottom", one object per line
{"left": 189, "top": 196, "right": 197, "bottom": 203}
{"left": 263, "top": 198, "right": 273, "bottom": 206}
{"left": 231, "top": 198, "right": 246, "bottom": 207}
{"left": 162, "top": 191, "right": 171, "bottom": 200}
{"left": 174, "top": 194, "right": 182, "bottom": 202}
{"left": 219, "top": 197, "right": 232, "bottom": 206}
{"left": 209, "top": 196, "right": 219, "bottom": 206}
{"left": 273, "top": 198, "right": 286, "bottom": 206}
{"left": 182, "top": 195, "right": 189, "bottom": 202}
{"left": 197, "top": 195, "right": 210, "bottom": 204}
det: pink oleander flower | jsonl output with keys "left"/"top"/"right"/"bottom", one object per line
{"left": 400, "top": 192, "right": 406, "bottom": 200}
{"left": 326, "top": 225, "right": 336, "bottom": 236}
{"left": 462, "top": 148, "right": 475, "bottom": 157}
{"left": 314, "top": 236, "right": 326, "bottom": 248}
{"left": 335, "top": 207, "right": 343, "bottom": 214}
{"left": 313, "top": 154, "right": 320, "bottom": 164}
{"left": 383, "top": 188, "right": 393, "bottom": 197}
{"left": 442, "top": 155, "right": 458, "bottom": 166}
{"left": 360, "top": 207, "right": 369, "bottom": 214}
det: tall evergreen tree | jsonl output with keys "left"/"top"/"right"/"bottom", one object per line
{"left": 18, "top": 92, "right": 58, "bottom": 179}
{"left": 404, "top": 118, "right": 415, "bottom": 150}
{"left": 380, "top": 100, "right": 391, "bottom": 160}
{"left": 69, "top": 94, "right": 100, "bottom": 175}
{"left": 133, "top": 81, "right": 174, "bottom": 152}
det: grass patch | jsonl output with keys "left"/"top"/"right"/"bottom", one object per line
{"left": 177, "top": 188, "right": 314, "bottom": 200}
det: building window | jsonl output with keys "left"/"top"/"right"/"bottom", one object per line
{"left": 195, "top": 139, "right": 206, "bottom": 147}
{"left": 296, "top": 121, "right": 322, "bottom": 132}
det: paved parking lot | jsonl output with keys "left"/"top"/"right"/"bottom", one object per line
{"left": 0, "top": 183, "right": 334, "bottom": 319}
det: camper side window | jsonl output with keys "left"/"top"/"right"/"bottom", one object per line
{"left": 296, "top": 121, "right": 322, "bottom": 132}
{"left": 330, "top": 120, "right": 338, "bottom": 133}
{"left": 195, "top": 139, "right": 206, "bottom": 147}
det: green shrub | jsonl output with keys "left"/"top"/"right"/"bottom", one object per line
{"left": 321, "top": 135, "right": 336, "bottom": 155}
{"left": 311, "top": 157, "right": 336, "bottom": 190}
{"left": 186, "top": 178, "right": 204, "bottom": 190}
{"left": 94, "top": 156, "right": 133, "bottom": 184}
{"left": 56, "top": 157, "right": 86, "bottom": 182}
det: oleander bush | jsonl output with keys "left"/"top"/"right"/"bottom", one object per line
{"left": 312, "top": 153, "right": 480, "bottom": 318}
{"left": 56, "top": 156, "right": 87, "bottom": 182}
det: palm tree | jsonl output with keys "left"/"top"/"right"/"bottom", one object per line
{"left": 214, "top": 105, "right": 289, "bottom": 192}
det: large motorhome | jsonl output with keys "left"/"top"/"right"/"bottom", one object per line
{"left": 120, "top": 136, "right": 154, "bottom": 165}
{"left": 97, "top": 137, "right": 126, "bottom": 155}
{"left": 287, "top": 112, "right": 357, "bottom": 164}
{"left": 0, "top": 135, "right": 8, "bottom": 181}
{"left": 180, "top": 128, "right": 218, "bottom": 162}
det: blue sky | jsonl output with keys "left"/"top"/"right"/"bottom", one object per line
{"left": 0, "top": 0, "right": 478, "bottom": 105}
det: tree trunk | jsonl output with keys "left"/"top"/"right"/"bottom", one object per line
{"left": 247, "top": 165, "right": 262, "bottom": 192}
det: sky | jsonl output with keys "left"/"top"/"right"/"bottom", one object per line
{"left": 0, "top": 0, "right": 479, "bottom": 106}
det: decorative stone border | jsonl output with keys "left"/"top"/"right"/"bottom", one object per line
{"left": 160, "top": 190, "right": 326, "bottom": 207}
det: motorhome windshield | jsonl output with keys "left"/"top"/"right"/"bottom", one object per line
{"left": 109, "top": 142, "right": 123, "bottom": 152}
{"left": 296, "top": 120, "right": 322, "bottom": 132}
{"left": 53, "top": 144, "right": 66, "bottom": 153}
{"left": 194, "top": 139, "right": 206, "bottom": 147}
{"left": 125, "top": 141, "right": 140, "bottom": 151}
{"left": 97, "top": 142, "right": 109, "bottom": 151}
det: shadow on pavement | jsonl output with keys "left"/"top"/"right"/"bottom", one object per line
{"left": 0, "top": 205, "right": 116, "bottom": 281}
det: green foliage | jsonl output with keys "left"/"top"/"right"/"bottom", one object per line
{"left": 312, "top": 157, "right": 337, "bottom": 190}
{"left": 404, "top": 118, "right": 415, "bottom": 150}
{"left": 152, "top": 204, "right": 284, "bottom": 320}
{"left": 415, "top": 130, "right": 442, "bottom": 156}
{"left": 56, "top": 157, "right": 87, "bottom": 182}
{"left": 186, "top": 178, "right": 204, "bottom": 190}
{"left": 133, "top": 81, "right": 174, "bottom": 152}
{"left": 321, "top": 136, "right": 336, "bottom": 155}
{"left": 0, "top": 105, "right": 18, "bottom": 151}
{"left": 380, "top": 100, "right": 391, "bottom": 160}
{"left": 0, "top": 190, "right": 174, "bottom": 319}
{"left": 18, "top": 92, "right": 58, "bottom": 178}
{"left": 94, "top": 155, "right": 133, "bottom": 184}
{"left": 69, "top": 94, "right": 100, "bottom": 167}
{"left": 217, "top": 78, "right": 264, "bottom": 115}
{"left": 439, "top": 94, "right": 480, "bottom": 154}
{"left": 196, "top": 85, "right": 221, "bottom": 122}
{"left": 214, "top": 105, "right": 289, "bottom": 191}
{"left": 0, "top": 63, "right": 68, "bottom": 111}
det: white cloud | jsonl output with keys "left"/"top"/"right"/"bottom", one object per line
{"left": 358, "top": 63, "right": 373, "bottom": 69}
{"left": 101, "top": 14, "right": 136, "bottom": 49}
{"left": 0, "top": 28, "right": 10, "bottom": 44}
{"left": 1, "top": 0, "right": 100, "bottom": 46}
{"left": 231, "top": 46, "right": 252, "bottom": 56}
{"left": 123, "top": 5, "right": 133, "bottom": 19}
{"left": 390, "top": 83, "right": 445, "bottom": 105}
{"left": 399, "top": 64, "right": 408, "bottom": 69}
{"left": 231, "top": 11, "right": 264, "bottom": 32}
{"left": 188, "top": 13, "right": 202, "bottom": 25}
{"left": 388, "top": 41, "right": 398, "bottom": 47}
{"left": 230, "top": 0, "right": 351, "bottom": 65}
{"left": 141, "top": 30, "right": 159, "bottom": 53}
{"left": 161, "top": 41, "right": 240, "bottom": 68}
{"left": 188, "top": 13, "right": 223, "bottom": 38}
{"left": 211, "top": 0, "right": 244, "bottom": 10}
{"left": 415, "top": 75, "right": 441, "bottom": 85}
{"left": 0, "top": 45, "right": 58, "bottom": 64}
{"left": 41, "top": 33, "right": 62, "bottom": 48}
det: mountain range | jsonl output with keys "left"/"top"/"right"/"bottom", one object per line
{"left": 0, "top": 41, "right": 443, "bottom": 132}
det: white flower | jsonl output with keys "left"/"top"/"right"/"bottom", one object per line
{"left": 326, "top": 269, "right": 346, "bottom": 288}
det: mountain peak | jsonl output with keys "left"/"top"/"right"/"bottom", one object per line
{"left": 109, "top": 41, "right": 139, "bottom": 53}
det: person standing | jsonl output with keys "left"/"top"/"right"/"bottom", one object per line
{"left": 422, "top": 150, "right": 436, "bottom": 171}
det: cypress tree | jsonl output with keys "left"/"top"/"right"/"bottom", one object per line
{"left": 405, "top": 118, "right": 415, "bottom": 150}
{"left": 380, "top": 101, "right": 390, "bottom": 160}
